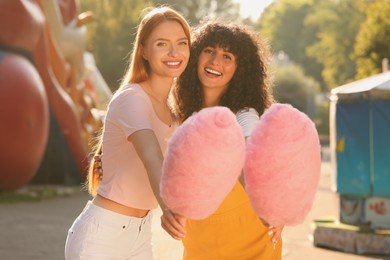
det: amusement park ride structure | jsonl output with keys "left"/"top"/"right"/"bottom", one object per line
{"left": 0, "top": 0, "right": 111, "bottom": 190}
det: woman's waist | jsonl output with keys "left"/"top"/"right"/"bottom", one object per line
{"left": 92, "top": 194, "right": 149, "bottom": 218}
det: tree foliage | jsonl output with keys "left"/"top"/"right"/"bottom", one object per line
{"left": 305, "top": 0, "right": 365, "bottom": 89}
{"left": 272, "top": 63, "right": 320, "bottom": 118}
{"left": 354, "top": 0, "right": 390, "bottom": 78}
{"left": 259, "top": 0, "right": 324, "bottom": 90}
{"left": 259, "top": 0, "right": 373, "bottom": 90}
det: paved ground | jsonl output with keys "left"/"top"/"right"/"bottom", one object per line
{"left": 1, "top": 148, "right": 389, "bottom": 260}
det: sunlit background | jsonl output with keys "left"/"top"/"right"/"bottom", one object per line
{"left": 2, "top": 0, "right": 390, "bottom": 192}
{"left": 233, "top": 0, "right": 273, "bottom": 20}
{"left": 1, "top": 1, "right": 390, "bottom": 258}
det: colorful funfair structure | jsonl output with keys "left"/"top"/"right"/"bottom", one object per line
{"left": 0, "top": 0, "right": 111, "bottom": 190}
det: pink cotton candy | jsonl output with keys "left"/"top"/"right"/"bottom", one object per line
{"left": 161, "top": 106, "right": 245, "bottom": 219}
{"left": 244, "top": 103, "right": 321, "bottom": 226}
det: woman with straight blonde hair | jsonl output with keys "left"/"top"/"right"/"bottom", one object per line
{"left": 65, "top": 6, "right": 190, "bottom": 259}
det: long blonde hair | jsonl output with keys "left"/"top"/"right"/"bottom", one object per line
{"left": 86, "top": 6, "right": 191, "bottom": 196}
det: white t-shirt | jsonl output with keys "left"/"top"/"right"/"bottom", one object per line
{"left": 97, "top": 84, "right": 175, "bottom": 210}
{"left": 236, "top": 108, "right": 260, "bottom": 137}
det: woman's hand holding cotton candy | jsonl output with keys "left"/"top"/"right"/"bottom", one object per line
{"left": 160, "top": 107, "right": 245, "bottom": 220}
{"left": 245, "top": 103, "right": 321, "bottom": 227}
{"left": 267, "top": 224, "right": 284, "bottom": 246}
{"left": 160, "top": 209, "right": 186, "bottom": 240}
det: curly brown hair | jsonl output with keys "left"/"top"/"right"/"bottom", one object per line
{"left": 173, "top": 21, "right": 274, "bottom": 123}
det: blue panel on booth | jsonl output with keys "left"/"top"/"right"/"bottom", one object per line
{"left": 372, "top": 100, "right": 390, "bottom": 197}
{"left": 336, "top": 101, "right": 371, "bottom": 196}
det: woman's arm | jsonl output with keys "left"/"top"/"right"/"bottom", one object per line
{"left": 131, "top": 129, "right": 186, "bottom": 240}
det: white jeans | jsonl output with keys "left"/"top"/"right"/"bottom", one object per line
{"left": 65, "top": 201, "right": 153, "bottom": 260}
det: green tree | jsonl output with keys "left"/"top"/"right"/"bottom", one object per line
{"left": 306, "top": 0, "right": 365, "bottom": 89}
{"left": 259, "top": 0, "right": 324, "bottom": 90}
{"left": 272, "top": 63, "right": 320, "bottom": 118}
{"left": 354, "top": 0, "right": 390, "bottom": 78}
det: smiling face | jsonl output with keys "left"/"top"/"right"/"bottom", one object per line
{"left": 197, "top": 46, "right": 237, "bottom": 97}
{"left": 142, "top": 20, "right": 190, "bottom": 79}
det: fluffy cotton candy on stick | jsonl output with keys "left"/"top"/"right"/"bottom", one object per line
{"left": 244, "top": 103, "right": 321, "bottom": 227}
{"left": 161, "top": 106, "right": 245, "bottom": 220}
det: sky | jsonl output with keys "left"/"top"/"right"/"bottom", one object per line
{"left": 233, "top": 0, "right": 274, "bottom": 21}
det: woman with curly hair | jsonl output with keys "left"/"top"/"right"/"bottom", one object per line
{"left": 167, "top": 21, "right": 284, "bottom": 259}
